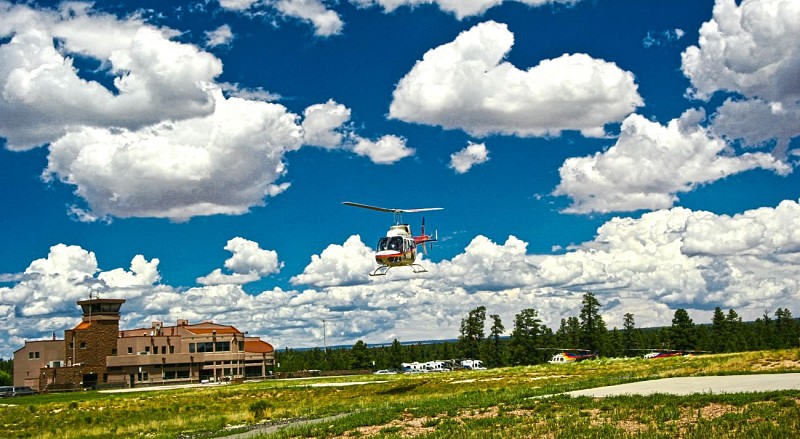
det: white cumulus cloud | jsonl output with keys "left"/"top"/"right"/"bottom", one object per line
{"left": 351, "top": 0, "right": 581, "bottom": 20}
{"left": 198, "top": 237, "right": 283, "bottom": 286}
{"left": 217, "top": 0, "right": 343, "bottom": 37}
{"left": 43, "top": 88, "right": 302, "bottom": 222}
{"left": 302, "top": 100, "right": 352, "bottom": 148}
{"left": 290, "top": 235, "right": 376, "bottom": 287}
{"left": 449, "top": 141, "right": 489, "bottom": 173}
{"left": 224, "top": 237, "right": 283, "bottom": 275}
{"left": 205, "top": 24, "right": 235, "bottom": 48}
{"left": 276, "top": 0, "right": 344, "bottom": 36}
{"left": 554, "top": 109, "right": 791, "bottom": 214}
{"left": 352, "top": 134, "right": 415, "bottom": 165}
{"left": 389, "top": 21, "right": 642, "bottom": 138}
{"left": 681, "top": 0, "right": 800, "bottom": 151}
{"left": 0, "top": 2, "right": 221, "bottom": 150}
{"left": 682, "top": 199, "right": 800, "bottom": 256}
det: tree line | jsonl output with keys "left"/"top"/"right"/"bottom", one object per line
{"left": 0, "top": 358, "right": 12, "bottom": 385}
{"left": 276, "top": 292, "right": 799, "bottom": 372}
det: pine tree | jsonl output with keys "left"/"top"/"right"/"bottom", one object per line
{"left": 753, "top": 310, "right": 775, "bottom": 350}
{"left": 775, "top": 308, "right": 799, "bottom": 348}
{"left": 555, "top": 316, "right": 581, "bottom": 348}
{"left": 459, "top": 306, "right": 486, "bottom": 359}
{"left": 579, "top": 292, "right": 607, "bottom": 355}
{"left": 608, "top": 328, "right": 624, "bottom": 357}
{"left": 670, "top": 309, "right": 697, "bottom": 351}
{"left": 508, "top": 308, "right": 542, "bottom": 365}
{"left": 710, "top": 307, "right": 727, "bottom": 353}
{"left": 622, "top": 313, "right": 642, "bottom": 356}
{"left": 350, "top": 340, "right": 372, "bottom": 369}
{"left": 388, "top": 339, "right": 403, "bottom": 369}
{"left": 726, "top": 309, "right": 746, "bottom": 352}
{"left": 482, "top": 314, "right": 506, "bottom": 367}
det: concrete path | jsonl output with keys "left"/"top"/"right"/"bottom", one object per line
{"left": 564, "top": 373, "right": 800, "bottom": 397}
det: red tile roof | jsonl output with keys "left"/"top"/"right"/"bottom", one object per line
{"left": 244, "top": 339, "right": 274, "bottom": 353}
{"left": 185, "top": 326, "right": 241, "bottom": 335}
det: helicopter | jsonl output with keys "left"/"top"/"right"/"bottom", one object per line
{"left": 635, "top": 349, "right": 708, "bottom": 359}
{"left": 537, "top": 348, "right": 598, "bottom": 364}
{"left": 342, "top": 201, "right": 442, "bottom": 276}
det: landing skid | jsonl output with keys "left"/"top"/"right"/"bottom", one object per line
{"left": 369, "top": 264, "right": 429, "bottom": 276}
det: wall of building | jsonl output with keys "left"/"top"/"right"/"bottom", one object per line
{"left": 64, "top": 320, "right": 120, "bottom": 368}
{"left": 13, "top": 340, "right": 64, "bottom": 390}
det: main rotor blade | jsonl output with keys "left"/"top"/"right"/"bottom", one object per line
{"left": 342, "top": 202, "right": 396, "bottom": 213}
{"left": 403, "top": 207, "right": 444, "bottom": 213}
{"left": 342, "top": 202, "right": 443, "bottom": 213}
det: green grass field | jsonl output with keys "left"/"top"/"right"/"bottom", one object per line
{"left": 1, "top": 350, "right": 798, "bottom": 438}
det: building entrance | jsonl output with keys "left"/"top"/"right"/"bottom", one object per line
{"left": 82, "top": 373, "right": 98, "bottom": 389}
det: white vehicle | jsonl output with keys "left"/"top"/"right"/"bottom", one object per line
{"left": 460, "top": 359, "right": 486, "bottom": 370}
{"left": 424, "top": 361, "right": 449, "bottom": 372}
{"left": 401, "top": 362, "right": 427, "bottom": 373}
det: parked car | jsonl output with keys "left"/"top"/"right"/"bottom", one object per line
{"left": 0, "top": 386, "right": 38, "bottom": 398}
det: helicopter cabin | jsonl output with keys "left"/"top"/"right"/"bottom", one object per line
{"left": 375, "top": 225, "right": 417, "bottom": 266}
{"left": 378, "top": 225, "right": 414, "bottom": 249}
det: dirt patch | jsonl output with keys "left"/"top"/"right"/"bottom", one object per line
{"left": 754, "top": 359, "right": 800, "bottom": 371}
{"left": 338, "top": 412, "right": 437, "bottom": 438}
{"left": 663, "top": 403, "right": 743, "bottom": 437}
{"left": 698, "top": 403, "right": 740, "bottom": 420}
{"left": 615, "top": 419, "right": 649, "bottom": 434}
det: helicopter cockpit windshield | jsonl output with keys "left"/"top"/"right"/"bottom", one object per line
{"left": 378, "top": 236, "right": 404, "bottom": 252}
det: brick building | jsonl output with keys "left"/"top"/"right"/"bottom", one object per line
{"left": 13, "top": 297, "right": 275, "bottom": 391}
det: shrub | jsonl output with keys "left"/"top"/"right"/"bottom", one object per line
{"left": 249, "top": 400, "right": 272, "bottom": 419}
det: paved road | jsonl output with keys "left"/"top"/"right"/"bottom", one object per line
{"left": 564, "top": 373, "right": 800, "bottom": 397}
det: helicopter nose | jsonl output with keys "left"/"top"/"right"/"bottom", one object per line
{"left": 376, "top": 250, "right": 402, "bottom": 264}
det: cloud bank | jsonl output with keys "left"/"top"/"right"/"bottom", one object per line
{"left": 3, "top": 200, "right": 798, "bottom": 358}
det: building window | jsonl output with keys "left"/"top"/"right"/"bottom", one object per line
{"left": 145, "top": 346, "right": 150, "bottom": 354}
{"left": 239, "top": 341, "right": 244, "bottom": 351}
{"left": 215, "top": 341, "right": 230, "bottom": 352}
{"left": 127, "top": 347, "right": 133, "bottom": 354}
{"left": 80, "top": 342, "right": 87, "bottom": 349}
{"left": 28, "top": 351, "right": 40, "bottom": 360}
{"left": 111, "top": 348, "right": 117, "bottom": 356}
{"left": 153, "top": 346, "right": 158, "bottom": 354}
{"left": 193, "top": 342, "right": 214, "bottom": 353}
{"left": 69, "top": 342, "right": 74, "bottom": 350}
{"left": 169, "top": 346, "right": 175, "bottom": 354}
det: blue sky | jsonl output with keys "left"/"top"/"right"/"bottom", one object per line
{"left": 1, "top": 0, "right": 799, "bottom": 357}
